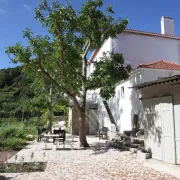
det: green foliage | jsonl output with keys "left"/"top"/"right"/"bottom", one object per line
{"left": 0, "top": 125, "right": 26, "bottom": 139}
{"left": 87, "top": 52, "right": 132, "bottom": 99}
{"left": 0, "top": 138, "right": 27, "bottom": 151}
{"left": 6, "top": 0, "right": 129, "bottom": 100}
{"left": 24, "top": 117, "right": 47, "bottom": 127}
{"left": 0, "top": 66, "right": 45, "bottom": 117}
{"left": 5, "top": 0, "right": 131, "bottom": 146}
{"left": 0, "top": 66, "right": 67, "bottom": 120}
{"left": 0, "top": 119, "right": 40, "bottom": 150}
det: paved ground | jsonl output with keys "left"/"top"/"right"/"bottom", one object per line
{"left": 0, "top": 151, "right": 17, "bottom": 166}
{"left": 0, "top": 135, "right": 180, "bottom": 180}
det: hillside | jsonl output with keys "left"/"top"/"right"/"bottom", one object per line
{"left": 0, "top": 66, "right": 38, "bottom": 118}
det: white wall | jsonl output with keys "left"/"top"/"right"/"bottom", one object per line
{"left": 98, "top": 68, "right": 180, "bottom": 133}
{"left": 88, "top": 32, "right": 180, "bottom": 77}
{"left": 87, "top": 38, "right": 112, "bottom": 77}
{"left": 113, "top": 33, "right": 180, "bottom": 68}
{"left": 141, "top": 68, "right": 180, "bottom": 82}
{"left": 88, "top": 31, "right": 180, "bottom": 133}
{"left": 106, "top": 70, "right": 144, "bottom": 132}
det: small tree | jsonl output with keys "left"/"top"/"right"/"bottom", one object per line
{"left": 32, "top": 79, "right": 67, "bottom": 131}
{"left": 6, "top": 0, "right": 131, "bottom": 147}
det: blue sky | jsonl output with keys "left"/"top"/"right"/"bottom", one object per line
{"left": 0, "top": 0, "right": 180, "bottom": 69}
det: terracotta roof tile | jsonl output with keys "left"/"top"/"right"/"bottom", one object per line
{"left": 138, "top": 60, "right": 180, "bottom": 70}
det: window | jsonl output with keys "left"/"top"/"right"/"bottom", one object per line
{"left": 121, "top": 86, "right": 125, "bottom": 98}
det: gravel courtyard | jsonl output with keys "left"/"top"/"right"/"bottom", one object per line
{"left": 0, "top": 136, "right": 179, "bottom": 180}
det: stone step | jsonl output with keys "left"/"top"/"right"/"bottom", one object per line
{"left": 107, "top": 141, "right": 130, "bottom": 151}
{"left": 108, "top": 141, "right": 151, "bottom": 159}
{"left": 108, "top": 140, "right": 144, "bottom": 150}
{"left": 131, "top": 138, "right": 144, "bottom": 146}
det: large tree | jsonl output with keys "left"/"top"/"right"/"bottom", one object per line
{"left": 6, "top": 0, "right": 131, "bottom": 147}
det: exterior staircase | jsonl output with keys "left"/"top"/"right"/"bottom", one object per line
{"left": 103, "top": 100, "right": 116, "bottom": 126}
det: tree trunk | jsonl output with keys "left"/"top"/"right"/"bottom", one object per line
{"left": 48, "top": 105, "right": 53, "bottom": 132}
{"left": 78, "top": 41, "right": 90, "bottom": 147}
{"left": 47, "top": 87, "right": 54, "bottom": 132}
{"left": 79, "top": 108, "right": 89, "bottom": 147}
{"left": 71, "top": 95, "right": 89, "bottom": 147}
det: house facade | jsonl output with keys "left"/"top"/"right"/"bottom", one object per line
{"left": 68, "top": 16, "right": 180, "bottom": 164}
{"left": 85, "top": 16, "right": 180, "bottom": 134}
{"left": 69, "top": 16, "right": 180, "bottom": 132}
{"left": 133, "top": 75, "right": 180, "bottom": 164}
{"left": 87, "top": 16, "right": 180, "bottom": 74}
{"left": 87, "top": 61, "right": 180, "bottom": 134}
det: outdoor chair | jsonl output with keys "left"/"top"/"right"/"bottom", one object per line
{"left": 99, "top": 127, "right": 108, "bottom": 140}
{"left": 37, "top": 127, "right": 47, "bottom": 142}
{"left": 64, "top": 134, "right": 75, "bottom": 149}
{"left": 53, "top": 129, "right": 66, "bottom": 145}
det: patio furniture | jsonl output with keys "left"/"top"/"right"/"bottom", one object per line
{"left": 64, "top": 134, "right": 75, "bottom": 149}
{"left": 43, "top": 134, "right": 59, "bottom": 143}
{"left": 37, "top": 127, "right": 47, "bottom": 142}
{"left": 99, "top": 127, "right": 108, "bottom": 140}
{"left": 53, "top": 129, "right": 66, "bottom": 145}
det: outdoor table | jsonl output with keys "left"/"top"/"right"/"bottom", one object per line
{"left": 43, "top": 134, "right": 59, "bottom": 143}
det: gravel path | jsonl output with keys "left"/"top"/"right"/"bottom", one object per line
{"left": 0, "top": 136, "right": 179, "bottom": 180}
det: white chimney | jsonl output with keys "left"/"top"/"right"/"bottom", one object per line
{"left": 161, "top": 16, "right": 175, "bottom": 36}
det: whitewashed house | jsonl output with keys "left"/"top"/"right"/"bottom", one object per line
{"left": 68, "top": 16, "right": 180, "bottom": 164}
{"left": 86, "top": 61, "right": 180, "bottom": 134}
{"left": 133, "top": 75, "right": 180, "bottom": 164}
{"left": 85, "top": 16, "right": 180, "bottom": 134}
{"left": 87, "top": 16, "right": 180, "bottom": 73}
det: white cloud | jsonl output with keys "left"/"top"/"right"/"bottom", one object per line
{"left": 0, "top": 7, "right": 6, "bottom": 16}
{"left": 23, "top": 4, "right": 32, "bottom": 11}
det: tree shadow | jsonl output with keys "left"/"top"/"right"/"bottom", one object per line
{"left": 108, "top": 89, "right": 122, "bottom": 131}
{"left": 89, "top": 141, "right": 127, "bottom": 155}
{"left": 129, "top": 75, "right": 162, "bottom": 145}
{"left": 143, "top": 104, "right": 162, "bottom": 144}
{"left": 129, "top": 71, "right": 144, "bottom": 130}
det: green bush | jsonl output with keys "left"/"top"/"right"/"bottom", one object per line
{"left": 0, "top": 118, "right": 39, "bottom": 150}
{"left": 0, "top": 118, "right": 17, "bottom": 126}
{"left": 0, "top": 138, "right": 27, "bottom": 150}
{"left": 0, "top": 125, "right": 25, "bottom": 139}
{"left": 24, "top": 117, "right": 47, "bottom": 127}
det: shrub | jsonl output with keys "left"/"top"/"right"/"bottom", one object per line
{"left": 0, "top": 138, "right": 27, "bottom": 150}
{"left": 0, "top": 118, "right": 38, "bottom": 150}
{"left": 24, "top": 117, "right": 47, "bottom": 127}
{"left": 0, "top": 118, "right": 17, "bottom": 126}
{"left": 0, "top": 125, "right": 26, "bottom": 139}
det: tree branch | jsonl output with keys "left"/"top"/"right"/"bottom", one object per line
{"left": 37, "top": 62, "right": 73, "bottom": 97}
{"left": 82, "top": 40, "right": 91, "bottom": 60}
{"left": 71, "top": 95, "right": 81, "bottom": 111}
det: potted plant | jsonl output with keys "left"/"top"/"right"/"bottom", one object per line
{"left": 141, "top": 148, "right": 151, "bottom": 159}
